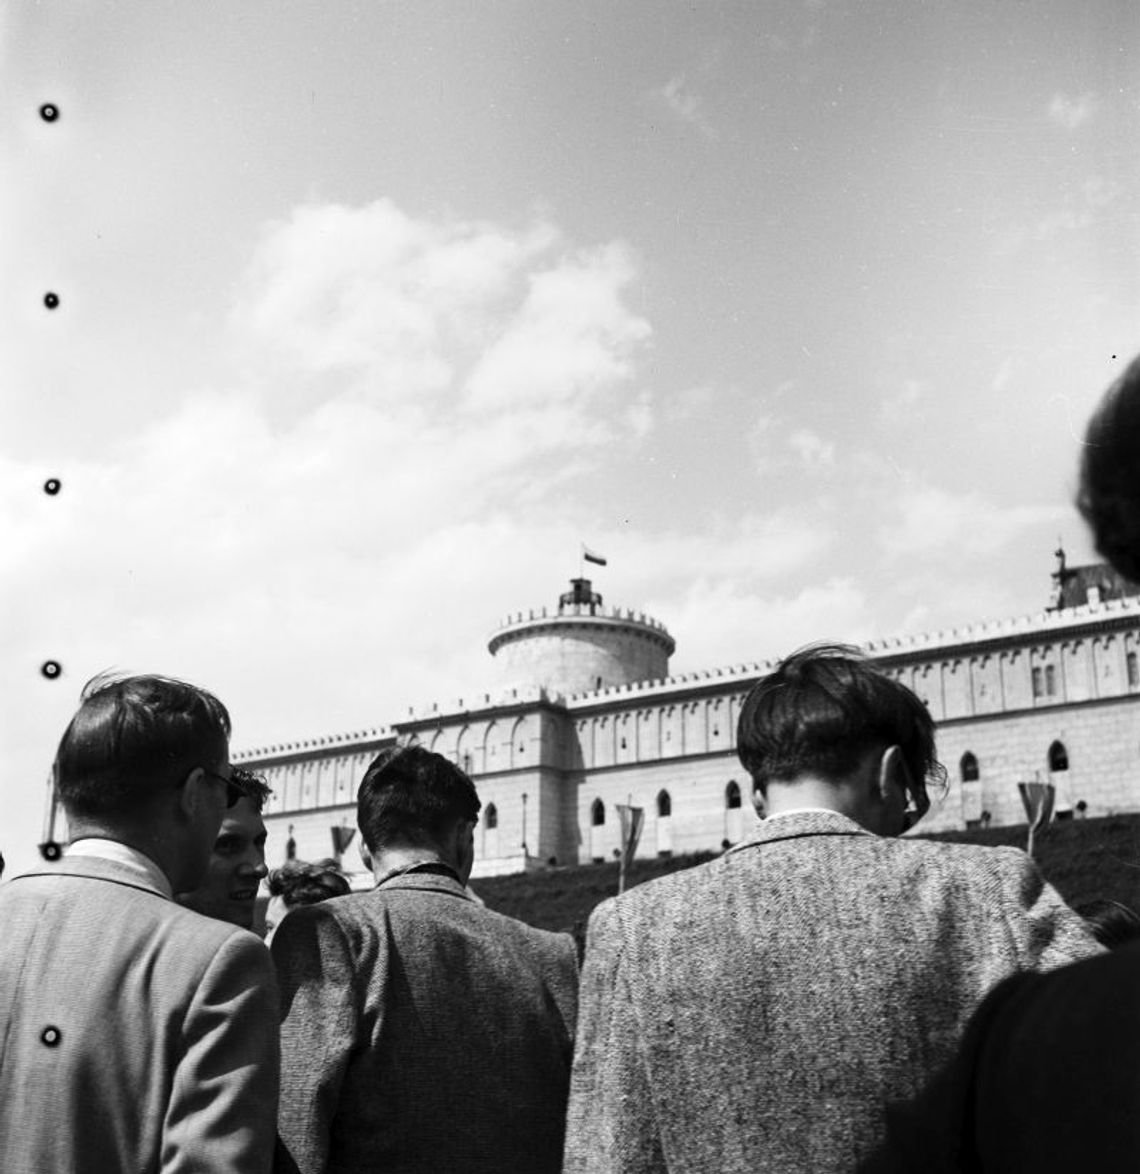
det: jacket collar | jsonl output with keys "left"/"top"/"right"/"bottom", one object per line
{"left": 372, "top": 867, "right": 474, "bottom": 901}
{"left": 726, "top": 809, "right": 877, "bottom": 855}
{"left": 13, "top": 853, "right": 172, "bottom": 901}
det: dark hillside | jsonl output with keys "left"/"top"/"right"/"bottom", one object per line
{"left": 474, "top": 814, "right": 1140, "bottom": 937}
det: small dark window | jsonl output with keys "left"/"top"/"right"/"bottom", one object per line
{"left": 656, "top": 790, "right": 672, "bottom": 818}
{"left": 591, "top": 798, "right": 606, "bottom": 826}
{"left": 1032, "top": 667, "right": 1044, "bottom": 698}
{"left": 960, "top": 752, "right": 979, "bottom": 783}
{"left": 1128, "top": 651, "right": 1139, "bottom": 687}
{"left": 726, "top": 781, "right": 742, "bottom": 809}
{"left": 1045, "top": 665, "right": 1057, "bottom": 696}
{"left": 485, "top": 803, "right": 498, "bottom": 830}
{"left": 1048, "top": 741, "right": 1069, "bottom": 772}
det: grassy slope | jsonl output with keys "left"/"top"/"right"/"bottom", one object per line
{"left": 474, "top": 815, "right": 1140, "bottom": 937}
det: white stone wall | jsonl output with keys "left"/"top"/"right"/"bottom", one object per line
{"left": 242, "top": 600, "right": 1140, "bottom": 876}
{"left": 491, "top": 619, "right": 671, "bottom": 695}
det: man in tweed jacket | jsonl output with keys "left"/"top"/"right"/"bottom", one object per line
{"left": 563, "top": 645, "right": 1101, "bottom": 1174}
{"left": 272, "top": 745, "right": 579, "bottom": 1174}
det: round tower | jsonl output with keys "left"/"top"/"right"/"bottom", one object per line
{"left": 488, "top": 578, "right": 675, "bottom": 696}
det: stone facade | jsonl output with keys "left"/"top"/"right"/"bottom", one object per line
{"left": 238, "top": 572, "right": 1140, "bottom": 880}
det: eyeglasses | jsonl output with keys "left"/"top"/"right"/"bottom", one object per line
{"left": 200, "top": 768, "right": 247, "bottom": 808}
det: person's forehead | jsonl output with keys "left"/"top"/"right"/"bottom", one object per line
{"left": 216, "top": 797, "right": 267, "bottom": 841}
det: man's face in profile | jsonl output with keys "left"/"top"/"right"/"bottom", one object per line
{"left": 177, "top": 796, "right": 268, "bottom": 929}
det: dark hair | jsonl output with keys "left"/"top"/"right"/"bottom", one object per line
{"left": 357, "top": 744, "right": 481, "bottom": 852}
{"left": 267, "top": 859, "right": 351, "bottom": 909}
{"left": 1077, "top": 898, "right": 1140, "bottom": 950}
{"left": 232, "top": 766, "right": 272, "bottom": 813}
{"left": 1077, "top": 355, "right": 1140, "bottom": 582}
{"left": 737, "top": 644, "right": 946, "bottom": 795}
{"left": 55, "top": 673, "right": 231, "bottom": 820}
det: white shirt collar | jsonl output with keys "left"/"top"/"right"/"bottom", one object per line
{"left": 66, "top": 838, "right": 173, "bottom": 899}
{"left": 762, "top": 806, "right": 844, "bottom": 821}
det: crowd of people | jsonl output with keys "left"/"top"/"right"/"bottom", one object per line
{"left": 2, "top": 357, "right": 1140, "bottom": 1173}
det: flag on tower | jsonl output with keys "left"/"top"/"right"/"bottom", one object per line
{"left": 583, "top": 545, "right": 608, "bottom": 566}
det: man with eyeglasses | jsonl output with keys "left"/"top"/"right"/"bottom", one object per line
{"left": 0, "top": 673, "right": 279, "bottom": 1174}
{"left": 564, "top": 644, "right": 1101, "bottom": 1174}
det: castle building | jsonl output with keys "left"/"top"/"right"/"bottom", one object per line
{"left": 239, "top": 556, "right": 1140, "bottom": 880}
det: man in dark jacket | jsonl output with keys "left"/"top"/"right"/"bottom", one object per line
{"left": 272, "top": 744, "right": 579, "bottom": 1174}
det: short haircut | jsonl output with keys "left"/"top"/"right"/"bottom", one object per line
{"left": 267, "top": 860, "right": 351, "bottom": 909}
{"left": 357, "top": 744, "right": 481, "bottom": 853}
{"left": 737, "top": 644, "right": 945, "bottom": 795}
{"left": 232, "top": 766, "right": 272, "bottom": 813}
{"left": 1077, "top": 354, "right": 1140, "bottom": 583}
{"left": 55, "top": 673, "right": 231, "bottom": 821}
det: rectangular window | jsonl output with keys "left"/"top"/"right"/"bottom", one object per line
{"left": 1045, "top": 665, "right": 1057, "bottom": 696}
{"left": 1128, "top": 651, "right": 1139, "bottom": 688}
{"left": 1032, "top": 667, "right": 1044, "bottom": 698}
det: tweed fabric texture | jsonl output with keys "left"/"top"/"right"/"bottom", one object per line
{"left": 563, "top": 810, "right": 1103, "bottom": 1174}
{"left": 0, "top": 856, "right": 280, "bottom": 1174}
{"left": 272, "top": 871, "right": 579, "bottom": 1174}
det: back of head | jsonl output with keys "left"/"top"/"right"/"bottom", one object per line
{"left": 267, "top": 859, "right": 351, "bottom": 908}
{"left": 1077, "top": 354, "right": 1140, "bottom": 582}
{"left": 357, "top": 744, "right": 481, "bottom": 854}
{"left": 232, "top": 766, "right": 271, "bottom": 813}
{"left": 55, "top": 673, "right": 231, "bottom": 822}
{"left": 737, "top": 643, "right": 943, "bottom": 794}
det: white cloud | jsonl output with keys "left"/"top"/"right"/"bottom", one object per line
{"left": 653, "top": 73, "right": 717, "bottom": 139}
{"left": 664, "top": 576, "right": 871, "bottom": 673}
{"left": 1047, "top": 92, "right": 1099, "bottom": 130}
{"left": 464, "top": 242, "right": 651, "bottom": 412}
{"left": 879, "top": 485, "right": 1066, "bottom": 560}
{"left": 788, "top": 428, "right": 836, "bottom": 468}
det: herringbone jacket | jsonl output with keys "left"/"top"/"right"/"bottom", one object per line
{"left": 563, "top": 810, "right": 1101, "bottom": 1174}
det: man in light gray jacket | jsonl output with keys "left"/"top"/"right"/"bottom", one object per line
{"left": 0, "top": 674, "right": 280, "bottom": 1174}
{"left": 563, "top": 644, "right": 1101, "bottom": 1174}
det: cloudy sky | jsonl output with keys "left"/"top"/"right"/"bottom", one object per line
{"left": 2, "top": 1, "right": 1138, "bottom": 875}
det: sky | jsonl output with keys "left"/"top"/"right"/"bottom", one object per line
{"left": 2, "top": 0, "right": 1138, "bottom": 877}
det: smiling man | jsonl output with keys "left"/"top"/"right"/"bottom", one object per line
{"left": 178, "top": 766, "right": 271, "bottom": 930}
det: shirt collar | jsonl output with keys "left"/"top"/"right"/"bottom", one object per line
{"left": 762, "top": 806, "right": 842, "bottom": 821}
{"left": 66, "top": 838, "right": 173, "bottom": 900}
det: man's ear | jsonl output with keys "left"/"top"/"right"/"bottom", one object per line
{"left": 878, "top": 745, "right": 907, "bottom": 801}
{"left": 178, "top": 767, "right": 207, "bottom": 819}
{"left": 751, "top": 783, "right": 767, "bottom": 819}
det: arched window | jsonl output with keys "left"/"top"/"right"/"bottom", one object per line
{"left": 484, "top": 803, "right": 498, "bottom": 830}
{"left": 960, "top": 752, "right": 979, "bottom": 783}
{"left": 1048, "top": 741, "right": 1069, "bottom": 772}
{"left": 591, "top": 798, "right": 606, "bottom": 826}
{"left": 656, "top": 790, "right": 672, "bottom": 818}
{"left": 725, "top": 780, "right": 742, "bottom": 809}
